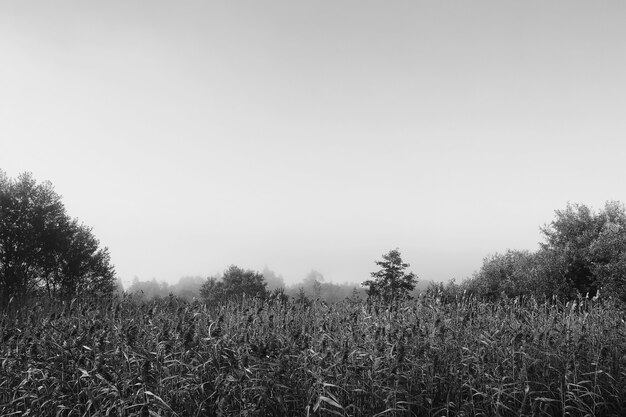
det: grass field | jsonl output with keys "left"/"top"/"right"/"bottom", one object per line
{"left": 1, "top": 294, "right": 625, "bottom": 416}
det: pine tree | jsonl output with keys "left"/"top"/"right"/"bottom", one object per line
{"left": 362, "top": 249, "right": 417, "bottom": 302}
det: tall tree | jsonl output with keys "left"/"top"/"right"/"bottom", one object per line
{"left": 0, "top": 171, "right": 116, "bottom": 303}
{"left": 362, "top": 249, "right": 417, "bottom": 302}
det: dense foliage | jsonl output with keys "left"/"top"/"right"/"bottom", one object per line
{"left": 0, "top": 171, "right": 116, "bottom": 304}
{"left": 200, "top": 265, "right": 268, "bottom": 304}
{"left": 2, "top": 294, "right": 624, "bottom": 416}
{"left": 362, "top": 249, "right": 418, "bottom": 302}
{"left": 466, "top": 202, "right": 626, "bottom": 303}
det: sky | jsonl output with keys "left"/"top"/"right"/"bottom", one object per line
{"left": 1, "top": 1, "right": 625, "bottom": 288}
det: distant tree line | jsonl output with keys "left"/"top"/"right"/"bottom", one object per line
{"left": 130, "top": 200, "right": 626, "bottom": 307}
{"left": 126, "top": 251, "right": 433, "bottom": 305}
{"left": 126, "top": 275, "right": 206, "bottom": 301}
{"left": 127, "top": 268, "right": 371, "bottom": 305}
{"left": 192, "top": 249, "right": 420, "bottom": 306}
{"left": 0, "top": 171, "right": 118, "bottom": 305}
{"left": 11, "top": 170, "right": 619, "bottom": 307}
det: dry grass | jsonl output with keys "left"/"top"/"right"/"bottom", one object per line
{"left": 1, "top": 294, "right": 625, "bottom": 416}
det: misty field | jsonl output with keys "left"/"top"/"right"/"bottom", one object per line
{"left": 1, "top": 295, "right": 625, "bottom": 416}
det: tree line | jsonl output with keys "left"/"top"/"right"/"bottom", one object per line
{"left": 186, "top": 249, "right": 419, "bottom": 305}
{"left": 189, "top": 202, "right": 626, "bottom": 306}
{"left": 126, "top": 269, "right": 373, "bottom": 304}
{"left": 5, "top": 171, "right": 626, "bottom": 307}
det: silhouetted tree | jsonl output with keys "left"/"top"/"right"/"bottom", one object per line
{"left": 0, "top": 171, "right": 116, "bottom": 303}
{"left": 56, "top": 220, "right": 116, "bottom": 299}
{"left": 362, "top": 249, "right": 418, "bottom": 302}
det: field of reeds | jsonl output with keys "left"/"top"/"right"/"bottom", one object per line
{"left": 1, "top": 294, "right": 625, "bottom": 416}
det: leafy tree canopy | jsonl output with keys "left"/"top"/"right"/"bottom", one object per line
{"left": 541, "top": 201, "right": 626, "bottom": 299}
{"left": 466, "top": 250, "right": 550, "bottom": 300}
{"left": 467, "top": 201, "right": 626, "bottom": 303}
{"left": 0, "top": 171, "right": 116, "bottom": 303}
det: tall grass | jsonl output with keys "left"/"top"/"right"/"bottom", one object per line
{"left": 1, "top": 294, "right": 625, "bottom": 416}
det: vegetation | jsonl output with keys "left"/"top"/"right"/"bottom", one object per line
{"left": 285, "top": 270, "right": 369, "bottom": 303}
{"left": 1, "top": 293, "right": 625, "bottom": 416}
{"left": 200, "top": 265, "right": 268, "bottom": 304}
{"left": 126, "top": 276, "right": 206, "bottom": 301}
{"left": 126, "top": 269, "right": 373, "bottom": 304}
{"left": 466, "top": 201, "right": 626, "bottom": 303}
{"left": 0, "top": 171, "right": 117, "bottom": 304}
{"left": 362, "top": 249, "right": 418, "bottom": 302}
{"left": 4, "top": 172, "right": 626, "bottom": 415}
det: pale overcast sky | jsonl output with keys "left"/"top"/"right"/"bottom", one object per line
{"left": 1, "top": 1, "right": 625, "bottom": 287}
